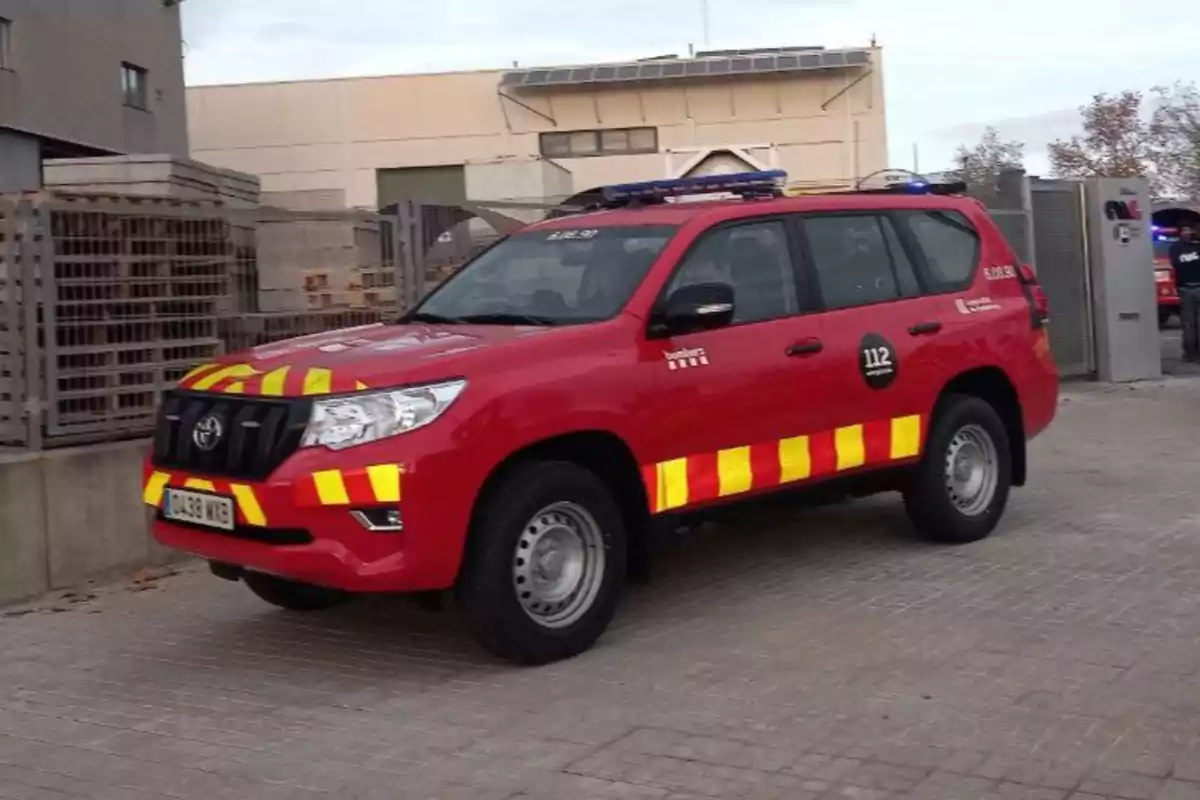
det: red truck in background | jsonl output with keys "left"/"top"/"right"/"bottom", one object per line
{"left": 1154, "top": 226, "right": 1180, "bottom": 328}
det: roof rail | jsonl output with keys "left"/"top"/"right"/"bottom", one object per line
{"left": 600, "top": 170, "right": 787, "bottom": 207}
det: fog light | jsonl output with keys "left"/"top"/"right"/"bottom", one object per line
{"left": 350, "top": 508, "right": 403, "bottom": 532}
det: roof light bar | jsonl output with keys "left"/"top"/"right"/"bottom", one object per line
{"left": 601, "top": 170, "right": 788, "bottom": 204}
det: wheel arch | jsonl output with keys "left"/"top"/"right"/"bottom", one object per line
{"left": 460, "top": 429, "right": 651, "bottom": 582}
{"left": 935, "top": 367, "right": 1027, "bottom": 486}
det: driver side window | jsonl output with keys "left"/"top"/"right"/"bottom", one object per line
{"left": 666, "top": 220, "right": 800, "bottom": 324}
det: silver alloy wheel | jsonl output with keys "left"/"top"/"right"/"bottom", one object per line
{"left": 943, "top": 423, "right": 999, "bottom": 517}
{"left": 512, "top": 501, "right": 607, "bottom": 629}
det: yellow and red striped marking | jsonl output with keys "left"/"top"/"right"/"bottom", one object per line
{"left": 177, "top": 363, "right": 369, "bottom": 397}
{"left": 641, "top": 415, "right": 923, "bottom": 513}
{"left": 142, "top": 471, "right": 269, "bottom": 527}
{"left": 293, "top": 464, "right": 403, "bottom": 508}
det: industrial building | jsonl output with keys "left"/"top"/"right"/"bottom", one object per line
{"left": 0, "top": 0, "right": 189, "bottom": 192}
{"left": 187, "top": 45, "right": 887, "bottom": 209}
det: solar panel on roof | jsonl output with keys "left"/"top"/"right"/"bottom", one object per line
{"left": 498, "top": 49, "right": 869, "bottom": 91}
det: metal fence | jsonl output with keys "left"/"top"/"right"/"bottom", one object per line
{"left": 0, "top": 193, "right": 426, "bottom": 451}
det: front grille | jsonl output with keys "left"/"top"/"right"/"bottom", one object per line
{"left": 152, "top": 390, "right": 312, "bottom": 481}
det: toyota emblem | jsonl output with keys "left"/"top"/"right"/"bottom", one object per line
{"left": 192, "top": 414, "right": 225, "bottom": 452}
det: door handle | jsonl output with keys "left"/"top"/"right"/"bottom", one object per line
{"left": 908, "top": 321, "right": 943, "bottom": 336}
{"left": 786, "top": 338, "right": 824, "bottom": 357}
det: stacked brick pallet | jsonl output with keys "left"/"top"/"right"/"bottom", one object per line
{"left": 257, "top": 213, "right": 395, "bottom": 312}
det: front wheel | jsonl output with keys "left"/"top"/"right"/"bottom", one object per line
{"left": 904, "top": 395, "right": 1012, "bottom": 544}
{"left": 243, "top": 572, "right": 349, "bottom": 611}
{"left": 457, "top": 461, "right": 627, "bottom": 665}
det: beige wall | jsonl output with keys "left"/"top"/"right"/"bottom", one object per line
{"left": 0, "top": 0, "right": 188, "bottom": 157}
{"left": 188, "top": 49, "right": 887, "bottom": 209}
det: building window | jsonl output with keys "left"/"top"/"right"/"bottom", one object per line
{"left": 539, "top": 127, "right": 658, "bottom": 159}
{"left": 0, "top": 18, "right": 12, "bottom": 71}
{"left": 121, "top": 62, "right": 148, "bottom": 109}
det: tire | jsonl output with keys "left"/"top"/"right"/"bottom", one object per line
{"left": 457, "top": 461, "right": 627, "bottom": 665}
{"left": 904, "top": 394, "right": 1012, "bottom": 544}
{"left": 243, "top": 571, "right": 349, "bottom": 612}
{"left": 1159, "top": 308, "right": 1173, "bottom": 328}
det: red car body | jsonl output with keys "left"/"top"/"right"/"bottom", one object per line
{"left": 145, "top": 190, "right": 1059, "bottom": 596}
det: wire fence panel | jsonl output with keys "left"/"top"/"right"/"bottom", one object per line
{"left": 31, "top": 194, "right": 229, "bottom": 443}
{"left": 0, "top": 198, "right": 29, "bottom": 448}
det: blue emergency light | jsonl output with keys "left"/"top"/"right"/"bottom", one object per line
{"left": 601, "top": 170, "right": 788, "bottom": 204}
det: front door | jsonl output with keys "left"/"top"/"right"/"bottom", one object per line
{"left": 640, "top": 217, "right": 840, "bottom": 512}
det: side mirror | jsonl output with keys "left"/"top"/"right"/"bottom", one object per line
{"left": 657, "top": 282, "right": 735, "bottom": 337}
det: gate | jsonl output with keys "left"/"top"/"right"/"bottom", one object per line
{"left": 1030, "top": 179, "right": 1095, "bottom": 377}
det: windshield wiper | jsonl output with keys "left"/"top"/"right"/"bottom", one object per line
{"left": 404, "top": 311, "right": 465, "bottom": 325}
{"left": 455, "top": 313, "right": 560, "bottom": 327}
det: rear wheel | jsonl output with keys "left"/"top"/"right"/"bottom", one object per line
{"left": 243, "top": 572, "right": 349, "bottom": 612}
{"left": 904, "top": 394, "right": 1011, "bottom": 544}
{"left": 457, "top": 461, "right": 626, "bottom": 665}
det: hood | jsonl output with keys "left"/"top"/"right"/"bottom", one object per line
{"left": 178, "top": 322, "right": 555, "bottom": 397}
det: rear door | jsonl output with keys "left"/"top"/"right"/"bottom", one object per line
{"left": 787, "top": 211, "right": 946, "bottom": 474}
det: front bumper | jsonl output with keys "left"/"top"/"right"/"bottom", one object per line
{"left": 143, "top": 437, "right": 478, "bottom": 593}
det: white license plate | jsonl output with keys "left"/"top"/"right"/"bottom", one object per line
{"left": 163, "top": 488, "right": 235, "bottom": 531}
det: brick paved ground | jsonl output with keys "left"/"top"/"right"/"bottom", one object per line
{"left": 4, "top": 379, "right": 1200, "bottom": 799}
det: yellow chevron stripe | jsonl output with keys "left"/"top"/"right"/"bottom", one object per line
{"left": 260, "top": 366, "right": 290, "bottom": 397}
{"left": 312, "top": 469, "right": 350, "bottom": 505}
{"left": 143, "top": 472, "right": 170, "bottom": 507}
{"left": 366, "top": 464, "right": 402, "bottom": 503}
{"left": 230, "top": 484, "right": 267, "bottom": 526}
{"left": 183, "top": 478, "right": 217, "bottom": 492}
{"left": 303, "top": 368, "right": 333, "bottom": 396}
{"left": 835, "top": 425, "right": 865, "bottom": 471}
{"left": 192, "top": 364, "right": 256, "bottom": 392}
{"left": 890, "top": 415, "right": 922, "bottom": 460}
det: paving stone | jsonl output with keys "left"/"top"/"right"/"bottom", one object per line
{"left": 0, "top": 381, "right": 1199, "bottom": 798}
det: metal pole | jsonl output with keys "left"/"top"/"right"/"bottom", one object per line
{"left": 702, "top": 0, "right": 710, "bottom": 47}
{"left": 912, "top": 143, "right": 919, "bottom": 173}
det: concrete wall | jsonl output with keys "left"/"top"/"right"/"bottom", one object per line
{"left": 0, "top": 0, "right": 188, "bottom": 161}
{"left": 0, "top": 440, "right": 173, "bottom": 606}
{"left": 0, "top": 128, "right": 40, "bottom": 192}
{"left": 187, "top": 48, "right": 887, "bottom": 208}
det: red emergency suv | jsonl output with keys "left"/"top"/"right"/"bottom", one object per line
{"left": 145, "top": 171, "right": 1058, "bottom": 664}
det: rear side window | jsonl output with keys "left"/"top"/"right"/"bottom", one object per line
{"left": 896, "top": 210, "right": 981, "bottom": 293}
{"left": 801, "top": 214, "right": 920, "bottom": 310}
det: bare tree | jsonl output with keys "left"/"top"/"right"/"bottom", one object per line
{"left": 1049, "top": 91, "right": 1159, "bottom": 193}
{"left": 952, "top": 127, "right": 1025, "bottom": 196}
{"left": 1149, "top": 82, "right": 1200, "bottom": 200}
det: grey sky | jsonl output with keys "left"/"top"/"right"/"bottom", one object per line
{"left": 182, "top": 0, "right": 1200, "bottom": 175}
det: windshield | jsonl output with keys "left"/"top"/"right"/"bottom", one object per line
{"left": 411, "top": 225, "right": 677, "bottom": 326}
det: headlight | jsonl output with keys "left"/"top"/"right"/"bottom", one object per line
{"left": 301, "top": 379, "right": 466, "bottom": 450}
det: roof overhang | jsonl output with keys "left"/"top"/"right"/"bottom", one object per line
{"left": 500, "top": 48, "right": 870, "bottom": 92}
